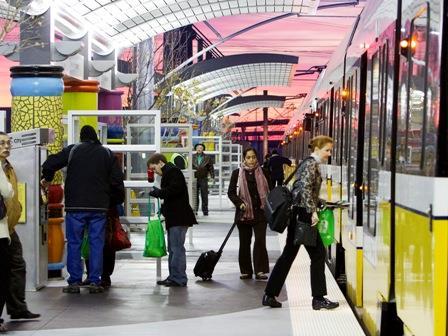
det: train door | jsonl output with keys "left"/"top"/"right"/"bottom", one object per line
{"left": 395, "top": 3, "right": 446, "bottom": 335}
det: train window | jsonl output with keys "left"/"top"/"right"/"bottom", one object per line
{"left": 366, "top": 51, "right": 381, "bottom": 235}
{"left": 348, "top": 70, "right": 359, "bottom": 219}
{"left": 398, "top": 6, "right": 429, "bottom": 175}
{"left": 344, "top": 78, "right": 352, "bottom": 164}
{"left": 379, "top": 42, "right": 389, "bottom": 167}
{"left": 323, "top": 100, "right": 329, "bottom": 135}
{"left": 334, "top": 89, "right": 341, "bottom": 164}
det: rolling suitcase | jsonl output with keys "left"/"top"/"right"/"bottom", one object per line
{"left": 194, "top": 221, "right": 237, "bottom": 281}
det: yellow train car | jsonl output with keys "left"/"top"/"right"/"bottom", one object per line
{"left": 283, "top": 0, "right": 448, "bottom": 334}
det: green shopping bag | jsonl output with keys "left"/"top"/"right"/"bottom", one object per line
{"left": 143, "top": 197, "right": 167, "bottom": 258}
{"left": 317, "top": 208, "right": 335, "bottom": 247}
{"left": 81, "top": 229, "right": 89, "bottom": 259}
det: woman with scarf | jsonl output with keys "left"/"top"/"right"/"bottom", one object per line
{"left": 227, "top": 147, "right": 272, "bottom": 280}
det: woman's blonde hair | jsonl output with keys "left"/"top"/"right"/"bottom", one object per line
{"left": 309, "top": 135, "right": 333, "bottom": 151}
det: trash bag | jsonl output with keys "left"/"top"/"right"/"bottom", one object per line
{"left": 317, "top": 208, "right": 334, "bottom": 247}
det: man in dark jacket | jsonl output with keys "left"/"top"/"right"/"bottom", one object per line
{"left": 192, "top": 143, "right": 214, "bottom": 216}
{"left": 147, "top": 153, "right": 197, "bottom": 287}
{"left": 268, "top": 149, "right": 292, "bottom": 187}
{"left": 41, "top": 126, "right": 124, "bottom": 294}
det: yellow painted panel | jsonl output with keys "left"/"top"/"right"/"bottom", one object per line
{"left": 362, "top": 259, "right": 381, "bottom": 336}
{"left": 356, "top": 249, "right": 363, "bottom": 306}
{"left": 326, "top": 178, "right": 332, "bottom": 200}
{"left": 433, "top": 219, "right": 448, "bottom": 336}
{"left": 395, "top": 207, "right": 433, "bottom": 336}
{"left": 377, "top": 202, "right": 391, "bottom": 299}
{"left": 361, "top": 201, "right": 391, "bottom": 335}
{"left": 63, "top": 92, "right": 98, "bottom": 135}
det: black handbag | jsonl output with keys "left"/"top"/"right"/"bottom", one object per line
{"left": 0, "top": 194, "right": 6, "bottom": 220}
{"left": 265, "top": 158, "right": 313, "bottom": 233}
{"left": 293, "top": 218, "right": 317, "bottom": 247}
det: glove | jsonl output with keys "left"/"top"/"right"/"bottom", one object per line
{"left": 149, "top": 186, "right": 161, "bottom": 198}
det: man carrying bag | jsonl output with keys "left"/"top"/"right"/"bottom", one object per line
{"left": 147, "top": 153, "right": 197, "bottom": 287}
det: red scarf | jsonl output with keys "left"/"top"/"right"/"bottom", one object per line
{"left": 238, "top": 162, "right": 269, "bottom": 221}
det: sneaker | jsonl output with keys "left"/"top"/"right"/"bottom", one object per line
{"left": 255, "top": 272, "right": 268, "bottom": 280}
{"left": 62, "top": 283, "right": 81, "bottom": 294}
{"left": 88, "top": 283, "right": 104, "bottom": 294}
{"left": 240, "top": 274, "right": 252, "bottom": 280}
{"left": 262, "top": 294, "right": 282, "bottom": 308}
{"left": 312, "top": 297, "right": 339, "bottom": 310}
{"left": 10, "top": 310, "right": 41, "bottom": 320}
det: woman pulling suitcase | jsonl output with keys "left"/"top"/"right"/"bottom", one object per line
{"left": 262, "top": 135, "right": 339, "bottom": 310}
{"left": 227, "top": 147, "right": 272, "bottom": 280}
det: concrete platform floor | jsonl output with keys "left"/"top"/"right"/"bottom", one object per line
{"left": 3, "top": 198, "right": 365, "bottom": 335}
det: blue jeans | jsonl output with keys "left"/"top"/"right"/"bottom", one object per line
{"left": 66, "top": 211, "right": 106, "bottom": 285}
{"left": 167, "top": 226, "right": 188, "bottom": 285}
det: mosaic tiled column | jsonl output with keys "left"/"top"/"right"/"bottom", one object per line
{"left": 10, "top": 65, "right": 65, "bottom": 275}
{"left": 10, "top": 65, "right": 64, "bottom": 182}
{"left": 63, "top": 79, "right": 100, "bottom": 136}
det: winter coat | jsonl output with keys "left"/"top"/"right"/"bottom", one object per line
{"left": 3, "top": 160, "right": 22, "bottom": 234}
{"left": 268, "top": 154, "right": 292, "bottom": 180}
{"left": 192, "top": 153, "right": 214, "bottom": 179}
{"left": 42, "top": 141, "right": 124, "bottom": 212}
{"left": 227, "top": 167, "right": 272, "bottom": 225}
{"left": 158, "top": 163, "right": 197, "bottom": 229}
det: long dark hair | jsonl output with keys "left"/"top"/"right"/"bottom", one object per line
{"left": 243, "top": 147, "right": 258, "bottom": 161}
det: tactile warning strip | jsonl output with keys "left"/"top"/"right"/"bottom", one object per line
{"left": 278, "top": 233, "right": 366, "bottom": 336}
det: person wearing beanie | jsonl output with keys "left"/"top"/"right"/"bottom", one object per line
{"left": 41, "top": 125, "right": 124, "bottom": 294}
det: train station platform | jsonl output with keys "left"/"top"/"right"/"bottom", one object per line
{"left": 4, "top": 196, "right": 365, "bottom": 336}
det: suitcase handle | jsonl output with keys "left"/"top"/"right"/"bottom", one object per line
{"left": 218, "top": 212, "right": 243, "bottom": 254}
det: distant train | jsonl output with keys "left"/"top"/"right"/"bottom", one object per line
{"left": 283, "top": 0, "right": 448, "bottom": 335}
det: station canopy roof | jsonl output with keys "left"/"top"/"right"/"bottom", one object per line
{"left": 175, "top": 53, "right": 298, "bottom": 102}
{"left": 215, "top": 95, "right": 285, "bottom": 116}
{"left": 59, "top": 0, "right": 319, "bottom": 47}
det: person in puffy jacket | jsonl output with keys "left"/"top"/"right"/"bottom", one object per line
{"left": 41, "top": 126, "right": 124, "bottom": 294}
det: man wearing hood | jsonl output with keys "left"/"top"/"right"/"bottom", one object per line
{"left": 41, "top": 126, "right": 124, "bottom": 294}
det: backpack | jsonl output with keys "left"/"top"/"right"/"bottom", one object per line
{"left": 264, "top": 157, "right": 313, "bottom": 233}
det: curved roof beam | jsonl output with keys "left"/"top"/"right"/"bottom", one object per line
{"left": 214, "top": 95, "right": 285, "bottom": 116}
{"left": 59, "top": 0, "right": 320, "bottom": 47}
{"left": 175, "top": 53, "right": 298, "bottom": 102}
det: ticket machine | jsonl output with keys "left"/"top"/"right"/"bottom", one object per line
{"left": 8, "top": 128, "right": 53, "bottom": 290}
